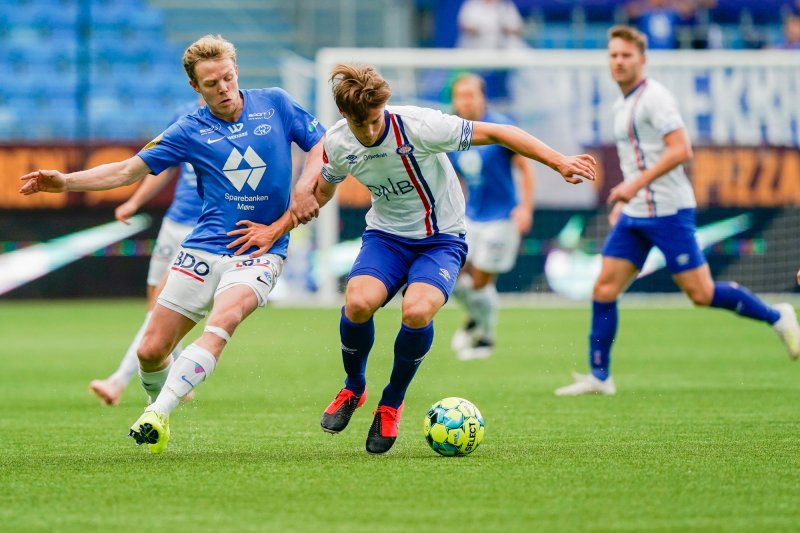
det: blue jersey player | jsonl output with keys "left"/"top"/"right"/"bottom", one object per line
{"left": 89, "top": 97, "right": 204, "bottom": 407}
{"left": 448, "top": 73, "right": 535, "bottom": 361}
{"left": 261, "top": 64, "right": 596, "bottom": 454}
{"left": 21, "top": 35, "right": 325, "bottom": 453}
{"left": 555, "top": 26, "right": 800, "bottom": 396}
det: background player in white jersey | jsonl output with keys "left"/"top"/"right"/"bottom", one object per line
{"left": 448, "top": 73, "right": 535, "bottom": 361}
{"left": 259, "top": 64, "right": 595, "bottom": 454}
{"left": 555, "top": 25, "right": 800, "bottom": 396}
{"left": 89, "top": 98, "right": 204, "bottom": 406}
{"left": 20, "top": 35, "right": 325, "bottom": 453}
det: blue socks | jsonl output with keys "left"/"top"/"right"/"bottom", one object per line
{"left": 380, "top": 322, "right": 434, "bottom": 409}
{"left": 710, "top": 281, "right": 780, "bottom": 325}
{"left": 589, "top": 301, "right": 618, "bottom": 381}
{"left": 340, "top": 308, "right": 374, "bottom": 395}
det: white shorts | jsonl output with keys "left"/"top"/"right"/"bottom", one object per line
{"left": 147, "top": 218, "right": 195, "bottom": 286}
{"left": 465, "top": 218, "right": 521, "bottom": 274}
{"left": 157, "top": 247, "right": 284, "bottom": 322}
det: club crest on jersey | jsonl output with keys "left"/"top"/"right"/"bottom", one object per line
{"left": 254, "top": 124, "right": 272, "bottom": 136}
{"left": 396, "top": 143, "right": 414, "bottom": 156}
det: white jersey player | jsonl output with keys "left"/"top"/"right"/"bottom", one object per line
{"left": 263, "top": 63, "right": 596, "bottom": 454}
{"left": 555, "top": 25, "right": 800, "bottom": 397}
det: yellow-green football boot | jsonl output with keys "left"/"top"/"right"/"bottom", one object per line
{"left": 128, "top": 410, "right": 170, "bottom": 454}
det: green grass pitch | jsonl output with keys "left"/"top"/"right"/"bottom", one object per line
{"left": 1, "top": 300, "right": 799, "bottom": 531}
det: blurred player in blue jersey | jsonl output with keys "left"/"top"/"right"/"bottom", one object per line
{"left": 89, "top": 97, "right": 204, "bottom": 406}
{"left": 448, "top": 73, "right": 535, "bottom": 361}
{"left": 269, "top": 64, "right": 595, "bottom": 454}
{"left": 20, "top": 35, "right": 325, "bottom": 453}
{"left": 555, "top": 25, "right": 800, "bottom": 396}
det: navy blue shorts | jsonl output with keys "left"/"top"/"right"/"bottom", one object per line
{"left": 601, "top": 208, "right": 705, "bottom": 274}
{"left": 349, "top": 230, "right": 468, "bottom": 304}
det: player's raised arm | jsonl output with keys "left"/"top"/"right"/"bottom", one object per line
{"left": 471, "top": 122, "right": 596, "bottom": 184}
{"left": 20, "top": 155, "right": 152, "bottom": 196}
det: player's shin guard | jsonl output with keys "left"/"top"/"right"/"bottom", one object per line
{"left": 380, "top": 322, "right": 434, "bottom": 409}
{"left": 139, "top": 356, "right": 173, "bottom": 404}
{"left": 710, "top": 281, "right": 781, "bottom": 324}
{"left": 340, "top": 307, "right": 374, "bottom": 394}
{"left": 589, "top": 301, "right": 617, "bottom": 381}
{"left": 149, "top": 344, "right": 217, "bottom": 415}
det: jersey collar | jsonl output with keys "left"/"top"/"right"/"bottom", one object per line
{"left": 624, "top": 78, "right": 648, "bottom": 99}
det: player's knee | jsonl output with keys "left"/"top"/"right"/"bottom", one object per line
{"left": 685, "top": 285, "right": 713, "bottom": 306}
{"left": 344, "top": 293, "right": 379, "bottom": 322}
{"left": 401, "top": 301, "right": 435, "bottom": 328}
{"left": 592, "top": 280, "right": 620, "bottom": 302}
{"left": 137, "top": 335, "right": 172, "bottom": 367}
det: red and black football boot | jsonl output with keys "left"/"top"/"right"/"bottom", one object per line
{"left": 320, "top": 388, "right": 366, "bottom": 433}
{"left": 365, "top": 403, "right": 404, "bottom": 455}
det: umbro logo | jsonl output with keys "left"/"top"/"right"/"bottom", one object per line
{"left": 439, "top": 268, "right": 451, "bottom": 281}
{"left": 345, "top": 154, "right": 357, "bottom": 164}
{"left": 222, "top": 146, "right": 267, "bottom": 191}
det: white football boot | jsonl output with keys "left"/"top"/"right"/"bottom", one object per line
{"left": 555, "top": 372, "right": 617, "bottom": 396}
{"left": 772, "top": 303, "right": 800, "bottom": 360}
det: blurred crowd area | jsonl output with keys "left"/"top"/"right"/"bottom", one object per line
{"left": 422, "top": 0, "right": 800, "bottom": 50}
{"left": 0, "top": 0, "right": 797, "bottom": 142}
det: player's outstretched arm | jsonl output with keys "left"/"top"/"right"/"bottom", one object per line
{"left": 290, "top": 138, "right": 325, "bottom": 224}
{"left": 20, "top": 156, "right": 152, "bottom": 196}
{"left": 115, "top": 167, "right": 179, "bottom": 223}
{"left": 471, "top": 122, "right": 596, "bottom": 184}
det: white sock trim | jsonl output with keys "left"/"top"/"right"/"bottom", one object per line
{"left": 204, "top": 325, "right": 231, "bottom": 343}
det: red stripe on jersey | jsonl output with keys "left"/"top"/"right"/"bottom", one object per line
{"left": 389, "top": 114, "right": 432, "bottom": 235}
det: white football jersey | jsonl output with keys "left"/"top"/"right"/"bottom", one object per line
{"left": 322, "top": 105, "right": 473, "bottom": 239}
{"left": 613, "top": 78, "right": 696, "bottom": 218}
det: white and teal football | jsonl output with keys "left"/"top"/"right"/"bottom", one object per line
{"left": 422, "top": 397, "right": 485, "bottom": 456}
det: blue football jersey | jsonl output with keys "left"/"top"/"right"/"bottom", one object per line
{"left": 137, "top": 88, "right": 325, "bottom": 257}
{"left": 163, "top": 100, "right": 203, "bottom": 226}
{"left": 448, "top": 111, "right": 518, "bottom": 221}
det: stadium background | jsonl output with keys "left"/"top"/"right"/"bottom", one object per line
{"left": 1, "top": 0, "right": 798, "bottom": 299}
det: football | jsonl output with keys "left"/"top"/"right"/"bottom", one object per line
{"left": 422, "top": 397, "right": 485, "bottom": 456}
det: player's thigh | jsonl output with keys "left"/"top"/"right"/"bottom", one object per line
{"left": 147, "top": 218, "right": 194, "bottom": 287}
{"left": 648, "top": 210, "right": 706, "bottom": 275}
{"left": 207, "top": 283, "right": 261, "bottom": 332}
{"left": 467, "top": 219, "right": 520, "bottom": 274}
{"left": 409, "top": 238, "right": 468, "bottom": 304}
{"left": 158, "top": 248, "right": 223, "bottom": 323}
{"left": 215, "top": 254, "right": 284, "bottom": 312}
{"left": 348, "top": 231, "right": 414, "bottom": 303}
{"left": 601, "top": 215, "right": 651, "bottom": 271}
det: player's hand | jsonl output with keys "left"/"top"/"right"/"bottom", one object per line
{"left": 115, "top": 201, "right": 138, "bottom": 224}
{"left": 19, "top": 169, "right": 67, "bottom": 195}
{"left": 510, "top": 205, "right": 533, "bottom": 234}
{"left": 608, "top": 180, "right": 640, "bottom": 204}
{"left": 226, "top": 213, "right": 298, "bottom": 258}
{"left": 553, "top": 154, "right": 596, "bottom": 184}
{"left": 608, "top": 202, "right": 624, "bottom": 227}
{"left": 290, "top": 182, "right": 319, "bottom": 224}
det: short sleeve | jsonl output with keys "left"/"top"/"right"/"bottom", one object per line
{"left": 275, "top": 88, "right": 326, "bottom": 152}
{"left": 409, "top": 108, "right": 473, "bottom": 154}
{"left": 647, "top": 86, "right": 685, "bottom": 137}
{"left": 137, "top": 122, "right": 188, "bottom": 175}
{"left": 321, "top": 139, "right": 348, "bottom": 184}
